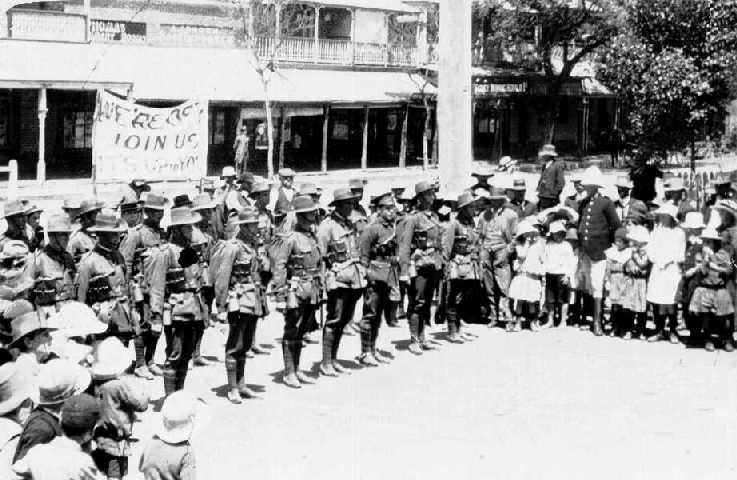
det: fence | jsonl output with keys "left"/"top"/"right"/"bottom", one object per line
{"left": 0, "top": 160, "right": 19, "bottom": 200}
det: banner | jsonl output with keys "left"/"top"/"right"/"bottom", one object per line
{"left": 92, "top": 90, "right": 208, "bottom": 182}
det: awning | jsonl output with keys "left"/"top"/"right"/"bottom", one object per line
{"left": 0, "top": 40, "right": 433, "bottom": 104}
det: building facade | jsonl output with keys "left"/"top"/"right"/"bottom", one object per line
{"left": 0, "top": 0, "right": 437, "bottom": 180}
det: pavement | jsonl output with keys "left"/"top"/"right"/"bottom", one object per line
{"left": 122, "top": 309, "right": 737, "bottom": 480}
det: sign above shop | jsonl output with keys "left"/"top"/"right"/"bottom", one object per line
{"left": 473, "top": 81, "right": 528, "bottom": 96}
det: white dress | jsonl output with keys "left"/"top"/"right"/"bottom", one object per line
{"left": 509, "top": 241, "right": 544, "bottom": 303}
{"left": 645, "top": 227, "right": 685, "bottom": 305}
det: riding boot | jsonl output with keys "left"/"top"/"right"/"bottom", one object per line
{"left": 331, "top": 328, "right": 350, "bottom": 374}
{"left": 225, "top": 359, "right": 241, "bottom": 403}
{"left": 163, "top": 368, "right": 177, "bottom": 396}
{"left": 592, "top": 300, "right": 603, "bottom": 336}
{"left": 360, "top": 328, "right": 373, "bottom": 356}
{"left": 320, "top": 329, "right": 338, "bottom": 377}
{"left": 282, "top": 341, "right": 301, "bottom": 388}
{"left": 293, "top": 342, "right": 313, "bottom": 384}
{"left": 235, "top": 357, "right": 258, "bottom": 398}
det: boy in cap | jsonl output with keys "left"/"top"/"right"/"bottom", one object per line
{"left": 14, "top": 393, "right": 102, "bottom": 480}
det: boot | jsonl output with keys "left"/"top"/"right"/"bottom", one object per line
{"left": 236, "top": 358, "right": 259, "bottom": 399}
{"left": 360, "top": 329, "right": 373, "bottom": 357}
{"left": 447, "top": 319, "right": 463, "bottom": 343}
{"left": 176, "top": 368, "right": 188, "bottom": 391}
{"left": 163, "top": 368, "right": 177, "bottom": 397}
{"left": 282, "top": 342, "right": 301, "bottom": 389}
{"left": 592, "top": 301, "right": 603, "bottom": 337}
{"left": 293, "top": 342, "right": 314, "bottom": 384}
{"left": 320, "top": 329, "right": 338, "bottom": 377}
{"left": 359, "top": 352, "right": 379, "bottom": 367}
{"left": 226, "top": 359, "right": 242, "bottom": 404}
{"left": 331, "top": 328, "right": 350, "bottom": 375}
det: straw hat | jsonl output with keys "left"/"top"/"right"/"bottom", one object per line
{"left": 142, "top": 194, "right": 169, "bottom": 211}
{"left": 414, "top": 180, "right": 436, "bottom": 196}
{"left": 221, "top": 166, "right": 237, "bottom": 178}
{"left": 292, "top": 195, "right": 317, "bottom": 214}
{"left": 515, "top": 220, "right": 538, "bottom": 239}
{"left": 653, "top": 203, "right": 678, "bottom": 221}
{"left": 3, "top": 200, "right": 27, "bottom": 218}
{"left": 169, "top": 207, "right": 201, "bottom": 227}
{"left": 62, "top": 199, "right": 81, "bottom": 212}
{"left": 614, "top": 175, "right": 633, "bottom": 189}
{"left": 191, "top": 194, "right": 217, "bottom": 212}
{"left": 88, "top": 214, "right": 126, "bottom": 233}
{"left": 372, "top": 192, "right": 395, "bottom": 208}
{"left": 37, "top": 359, "right": 91, "bottom": 405}
{"left": 548, "top": 221, "right": 566, "bottom": 235}
{"left": 0, "top": 363, "right": 35, "bottom": 416}
{"left": 230, "top": 209, "right": 259, "bottom": 226}
{"left": 47, "top": 302, "right": 107, "bottom": 338}
{"left": 508, "top": 177, "right": 527, "bottom": 191}
{"left": 157, "top": 391, "right": 210, "bottom": 444}
{"left": 24, "top": 204, "right": 42, "bottom": 216}
{"left": 349, "top": 178, "right": 367, "bottom": 190}
{"left": 538, "top": 143, "right": 558, "bottom": 158}
{"left": 88, "top": 337, "right": 133, "bottom": 380}
{"left": 46, "top": 214, "right": 74, "bottom": 234}
{"left": 456, "top": 191, "right": 477, "bottom": 209}
{"left": 201, "top": 178, "right": 216, "bottom": 192}
{"left": 581, "top": 166, "right": 605, "bottom": 187}
{"left": 278, "top": 168, "right": 296, "bottom": 178}
{"left": 272, "top": 197, "right": 292, "bottom": 217}
{"left": 77, "top": 199, "right": 104, "bottom": 218}
{"left": 627, "top": 225, "right": 650, "bottom": 244}
{"left": 681, "top": 211, "right": 705, "bottom": 230}
{"left": 471, "top": 166, "right": 495, "bottom": 179}
{"left": 663, "top": 177, "right": 685, "bottom": 192}
{"left": 701, "top": 228, "right": 722, "bottom": 242}
{"left": 9, "top": 311, "right": 56, "bottom": 348}
{"left": 329, "top": 188, "right": 357, "bottom": 206}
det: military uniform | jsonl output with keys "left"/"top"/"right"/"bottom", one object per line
{"left": 31, "top": 246, "right": 76, "bottom": 318}
{"left": 210, "top": 211, "right": 269, "bottom": 401}
{"left": 191, "top": 224, "right": 215, "bottom": 363}
{"left": 270, "top": 209, "right": 324, "bottom": 387}
{"left": 316, "top": 205, "right": 365, "bottom": 375}
{"left": 66, "top": 228, "right": 96, "bottom": 264}
{"left": 359, "top": 204, "right": 399, "bottom": 364}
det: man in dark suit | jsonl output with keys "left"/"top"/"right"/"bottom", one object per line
{"left": 536, "top": 144, "right": 566, "bottom": 210}
{"left": 577, "top": 166, "right": 622, "bottom": 336}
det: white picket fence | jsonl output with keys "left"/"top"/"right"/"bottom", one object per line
{"left": 1, "top": 160, "right": 19, "bottom": 200}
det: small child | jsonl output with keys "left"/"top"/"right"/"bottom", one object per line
{"left": 542, "top": 221, "right": 577, "bottom": 329}
{"left": 604, "top": 228, "right": 632, "bottom": 338}
{"left": 565, "top": 228, "right": 584, "bottom": 328}
{"left": 139, "top": 391, "right": 202, "bottom": 480}
{"left": 688, "top": 230, "right": 735, "bottom": 352}
{"left": 679, "top": 212, "right": 706, "bottom": 345}
{"left": 88, "top": 337, "right": 150, "bottom": 479}
{"left": 508, "top": 220, "right": 545, "bottom": 332}
{"left": 622, "top": 226, "right": 651, "bottom": 340}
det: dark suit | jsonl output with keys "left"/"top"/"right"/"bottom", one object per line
{"left": 537, "top": 159, "right": 566, "bottom": 201}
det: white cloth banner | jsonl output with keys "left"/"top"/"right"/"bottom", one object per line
{"left": 92, "top": 90, "right": 208, "bottom": 181}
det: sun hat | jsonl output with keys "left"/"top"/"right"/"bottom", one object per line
{"left": 191, "top": 194, "right": 216, "bottom": 212}
{"left": 471, "top": 166, "right": 495, "bottom": 179}
{"left": 414, "top": 180, "right": 436, "bottom": 196}
{"left": 61, "top": 393, "right": 101, "bottom": 432}
{"left": 2, "top": 200, "right": 27, "bottom": 218}
{"left": 614, "top": 175, "right": 633, "bottom": 189}
{"left": 581, "top": 166, "right": 605, "bottom": 187}
{"left": 88, "top": 337, "right": 133, "bottom": 380}
{"left": 701, "top": 228, "right": 722, "bottom": 242}
{"left": 372, "top": 192, "right": 395, "bottom": 208}
{"left": 169, "top": 207, "right": 201, "bottom": 227}
{"left": 0, "top": 240, "right": 29, "bottom": 261}
{"left": 548, "top": 221, "right": 566, "bottom": 235}
{"left": 627, "top": 225, "right": 650, "bottom": 244}
{"left": 681, "top": 211, "right": 705, "bottom": 230}
{"left": 118, "top": 191, "right": 142, "bottom": 213}
{"left": 9, "top": 311, "right": 56, "bottom": 348}
{"left": 0, "top": 363, "right": 35, "bottom": 416}
{"left": 515, "top": 220, "right": 538, "bottom": 239}
{"left": 37, "top": 359, "right": 91, "bottom": 405}
{"left": 329, "top": 188, "right": 357, "bottom": 206}
{"left": 712, "top": 199, "right": 737, "bottom": 217}
{"left": 292, "top": 195, "right": 317, "bottom": 214}
{"left": 47, "top": 302, "right": 107, "bottom": 338}
{"left": 62, "top": 199, "right": 81, "bottom": 212}
{"left": 142, "top": 194, "right": 169, "bottom": 211}
{"left": 221, "top": 166, "right": 237, "bottom": 178}
{"left": 653, "top": 203, "right": 678, "bottom": 221}
{"left": 565, "top": 228, "right": 579, "bottom": 241}
{"left": 508, "top": 177, "right": 527, "bottom": 191}
{"left": 157, "top": 391, "right": 210, "bottom": 444}
{"left": 538, "top": 143, "right": 558, "bottom": 158}
{"left": 537, "top": 205, "right": 579, "bottom": 226}
{"left": 278, "top": 168, "right": 296, "bottom": 178}
{"left": 77, "top": 199, "right": 104, "bottom": 218}
{"left": 456, "top": 191, "right": 477, "bottom": 209}
{"left": 24, "top": 204, "right": 42, "bottom": 216}
{"left": 46, "top": 214, "right": 74, "bottom": 234}
{"left": 230, "top": 209, "right": 259, "bottom": 226}
{"left": 88, "top": 214, "right": 126, "bottom": 233}
{"left": 349, "top": 178, "right": 367, "bottom": 190}
{"left": 251, "top": 180, "right": 272, "bottom": 195}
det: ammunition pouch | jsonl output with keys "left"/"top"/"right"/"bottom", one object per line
{"left": 33, "top": 279, "right": 59, "bottom": 306}
{"left": 165, "top": 268, "right": 186, "bottom": 295}
{"left": 88, "top": 275, "right": 112, "bottom": 304}
{"left": 231, "top": 262, "right": 253, "bottom": 286}
{"left": 449, "top": 255, "right": 477, "bottom": 280}
{"left": 453, "top": 235, "right": 472, "bottom": 256}
{"left": 368, "top": 260, "right": 393, "bottom": 285}
{"left": 328, "top": 239, "right": 349, "bottom": 264}
{"left": 412, "top": 231, "right": 429, "bottom": 251}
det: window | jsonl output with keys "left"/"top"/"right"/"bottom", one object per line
{"left": 63, "top": 111, "right": 93, "bottom": 149}
{"left": 209, "top": 110, "right": 226, "bottom": 145}
{"left": 0, "top": 98, "right": 8, "bottom": 147}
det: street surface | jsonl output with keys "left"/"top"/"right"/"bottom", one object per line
{"left": 124, "top": 313, "right": 737, "bottom": 480}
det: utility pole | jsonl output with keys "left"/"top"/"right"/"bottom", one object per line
{"left": 438, "top": 0, "right": 473, "bottom": 194}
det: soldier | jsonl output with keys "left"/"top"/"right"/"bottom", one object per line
{"left": 478, "top": 186, "right": 517, "bottom": 327}
{"left": 76, "top": 214, "right": 135, "bottom": 342}
{"left": 62, "top": 199, "right": 81, "bottom": 226}
{"left": 119, "top": 193, "right": 169, "bottom": 380}
{"left": 210, "top": 209, "right": 269, "bottom": 403}
{"left": 0, "top": 241, "right": 33, "bottom": 313}
{"left": 119, "top": 195, "right": 143, "bottom": 230}
{"left": 148, "top": 207, "right": 206, "bottom": 395}
{"left": 24, "top": 205, "right": 43, "bottom": 252}
{"left": 30, "top": 215, "right": 76, "bottom": 319}
{"left": 0, "top": 201, "right": 30, "bottom": 251}
{"left": 190, "top": 194, "right": 218, "bottom": 365}
{"left": 358, "top": 192, "right": 398, "bottom": 366}
{"left": 270, "top": 195, "right": 324, "bottom": 389}
{"left": 67, "top": 199, "right": 103, "bottom": 264}
{"left": 316, "top": 188, "right": 366, "bottom": 377}
{"left": 398, "top": 180, "right": 443, "bottom": 355}
{"left": 442, "top": 192, "right": 484, "bottom": 342}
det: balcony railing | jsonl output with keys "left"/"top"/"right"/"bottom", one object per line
{"left": 8, "top": 9, "right": 86, "bottom": 42}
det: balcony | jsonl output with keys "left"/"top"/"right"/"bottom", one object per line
{"left": 255, "top": 35, "right": 419, "bottom": 67}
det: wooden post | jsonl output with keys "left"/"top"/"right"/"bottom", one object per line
{"left": 350, "top": 8, "right": 357, "bottom": 65}
{"left": 37, "top": 87, "right": 47, "bottom": 184}
{"left": 361, "top": 105, "right": 369, "bottom": 170}
{"left": 582, "top": 97, "right": 590, "bottom": 155}
{"left": 399, "top": 104, "right": 409, "bottom": 168}
{"left": 314, "top": 6, "right": 320, "bottom": 63}
{"left": 279, "top": 107, "right": 287, "bottom": 170}
{"left": 83, "top": 0, "right": 91, "bottom": 42}
{"left": 321, "top": 105, "right": 330, "bottom": 172}
{"left": 275, "top": 3, "right": 282, "bottom": 42}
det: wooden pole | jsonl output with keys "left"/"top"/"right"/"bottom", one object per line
{"left": 361, "top": 105, "right": 369, "bottom": 170}
{"left": 438, "top": 0, "right": 473, "bottom": 193}
{"left": 279, "top": 107, "right": 287, "bottom": 170}
{"left": 321, "top": 105, "right": 330, "bottom": 173}
{"left": 314, "top": 6, "right": 320, "bottom": 63}
{"left": 399, "top": 103, "right": 409, "bottom": 168}
{"left": 37, "top": 87, "right": 47, "bottom": 184}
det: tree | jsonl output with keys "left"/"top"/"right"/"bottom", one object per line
{"left": 235, "top": 0, "right": 314, "bottom": 178}
{"left": 476, "top": 0, "right": 622, "bottom": 143}
{"left": 599, "top": 0, "right": 737, "bottom": 166}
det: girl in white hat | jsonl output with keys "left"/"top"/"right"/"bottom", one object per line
{"left": 508, "top": 220, "right": 545, "bottom": 332}
{"left": 622, "top": 226, "right": 651, "bottom": 340}
{"left": 604, "top": 228, "right": 632, "bottom": 338}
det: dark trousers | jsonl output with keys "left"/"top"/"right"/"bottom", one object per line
{"left": 134, "top": 297, "right": 161, "bottom": 368}
{"left": 284, "top": 303, "right": 319, "bottom": 342}
{"left": 408, "top": 268, "right": 439, "bottom": 343}
{"left": 324, "top": 288, "right": 362, "bottom": 361}
{"left": 92, "top": 450, "right": 127, "bottom": 479}
{"left": 446, "top": 279, "right": 483, "bottom": 333}
{"left": 225, "top": 313, "right": 258, "bottom": 363}
{"left": 361, "top": 282, "right": 390, "bottom": 353}
{"left": 164, "top": 321, "right": 197, "bottom": 393}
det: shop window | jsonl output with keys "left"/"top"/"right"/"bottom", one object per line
{"left": 209, "top": 110, "right": 226, "bottom": 145}
{"left": 63, "top": 111, "right": 93, "bottom": 149}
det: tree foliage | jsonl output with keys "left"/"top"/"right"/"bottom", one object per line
{"left": 599, "top": 0, "right": 737, "bottom": 162}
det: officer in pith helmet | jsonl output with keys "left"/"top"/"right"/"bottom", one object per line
{"left": 269, "top": 195, "right": 324, "bottom": 389}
